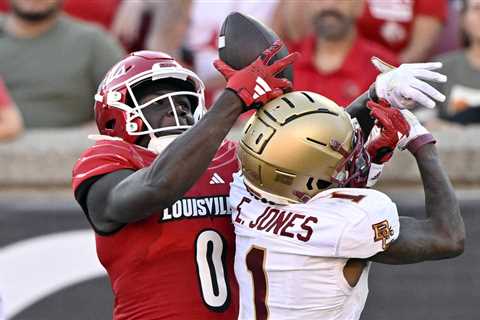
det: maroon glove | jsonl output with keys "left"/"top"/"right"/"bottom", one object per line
{"left": 213, "top": 40, "right": 299, "bottom": 109}
{"left": 366, "top": 99, "right": 410, "bottom": 164}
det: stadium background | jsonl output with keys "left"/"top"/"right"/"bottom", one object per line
{"left": 0, "top": 0, "right": 479, "bottom": 319}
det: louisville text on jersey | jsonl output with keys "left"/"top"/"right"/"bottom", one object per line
{"left": 235, "top": 196, "right": 318, "bottom": 242}
{"left": 160, "top": 196, "right": 231, "bottom": 222}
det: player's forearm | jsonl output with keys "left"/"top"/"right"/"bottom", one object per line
{"left": 414, "top": 143, "right": 465, "bottom": 256}
{"left": 112, "top": 90, "right": 243, "bottom": 216}
{"left": 370, "top": 135, "right": 464, "bottom": 265}
{"left": 345, "top": 90, "right": 375, "bottom": 137}
{"left": 370, "top": 216, "right": 441, "bottom": 264}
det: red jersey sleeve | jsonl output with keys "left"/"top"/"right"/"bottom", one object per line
{"left": 0, "top": 78, "right": 13, "bottom": 109}
{"left": 72, "top": 139, "right": 145, "bottom": 192}
{"left": 416, "top": 0, "right": 448, "bottom": 22}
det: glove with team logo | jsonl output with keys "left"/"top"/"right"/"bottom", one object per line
{"left": 366, "top": 99, "right": 410, "bottom": 164}
{"left": 397, "top": 109, "right": 436, "bottom": 154}
{"left": 213, "top": 40, "right": 299, "bottom": 109}
{"left": 371, "top": 56, "right": 447, "bottom": 109}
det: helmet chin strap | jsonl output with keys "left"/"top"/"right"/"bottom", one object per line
{"left": 147, "top": 134, "right": 180, "bottom": 154}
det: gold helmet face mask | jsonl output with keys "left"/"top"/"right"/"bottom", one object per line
{"left": 238, "top": 91, "right": 371, "bottom": 205}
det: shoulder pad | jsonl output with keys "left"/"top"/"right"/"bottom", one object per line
{"left": 334, "top": 189, "right": 398, "bottom": 258}
{"left": 310, "top": 188, "right": 399, "bottom": 258}
{"left": 72, "top": 140, "right": 155, "bottom": 191}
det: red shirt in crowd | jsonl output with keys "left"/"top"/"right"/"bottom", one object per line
{"left": 293, "top": 35, "right": 398, "bottom": 107}
{"left": 357, "top": 0, "right": 448, "bottom": 53}
{"left": 0, "top": 78, "right": 12, "bottom": 109}
{"left": 0, "top": 0, "right": 120, "bottom": 29}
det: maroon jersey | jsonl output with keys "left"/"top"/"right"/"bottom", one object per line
{"left": 72, "top": 139, "right": 239, "bottom": 320}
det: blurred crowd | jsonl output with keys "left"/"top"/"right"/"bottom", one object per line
{"left": 0, "top": 0, "right": 478, "bottom": 143}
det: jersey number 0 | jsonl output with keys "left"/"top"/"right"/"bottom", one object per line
{"left": 195, "top": 229, "right": 230, "bottom": 311}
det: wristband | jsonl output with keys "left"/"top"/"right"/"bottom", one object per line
{"left": 405, "top": 133, "right": 436, "bottom": 155}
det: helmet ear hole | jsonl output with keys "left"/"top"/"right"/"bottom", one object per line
{"left": 316, "top": 179, "right": 331, "bottom": 190}
{"left": 105, "top": 119, "right": 116, "bottom": 130}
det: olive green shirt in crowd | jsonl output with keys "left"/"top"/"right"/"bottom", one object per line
{"left": 0, "top": 14, "right": 125, "bottom": 128}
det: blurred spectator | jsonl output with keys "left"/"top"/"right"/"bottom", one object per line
{"left": 430, "top": 0, "right": 480, "bottom": 125}
{"left": 271, "top": 0, "right": 314, "bottom": 51}
{"left": 112, "top": 0, "right": 192, "bottom": 62}
{"left": 110, "top": 1, "right": 149, "bottom": 52}
{"left": 186, "top": 0, "right": 279, "bottom": 105}
{"left": 111, "top": 0, "right": 279, "bottom": 106}
{"left": 0, "top": 0, "right": 121, "bottom": 29}
{"left": 0, "top": 0, "right": 125, "bottom": 128}
{"left": 0, "top": 76, "right": 23, "bottom": 141}
{"left": 293, "top": 0, "right": 398, "bottom": 107}
{"left": 62, "top": 0, "right": 120, "bottom": 29}
{"left": 433, "top": 0, "right": 464, "bottom": 56}
{"left": 358, "top": 0, "right": 448, "bottom": 63}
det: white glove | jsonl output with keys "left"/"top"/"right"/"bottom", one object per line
{"left": 398, "top": 109, "right": 436, "bottom": 153}
{"left": 372, "top": 57, "right": 447, "bottom": 109}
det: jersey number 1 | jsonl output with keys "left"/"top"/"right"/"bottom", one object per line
{"left": 246, "top": 246, "right": 269, "bottom": 320}
{"left": 195, "top": 230, "right": 230, "bottom": 311}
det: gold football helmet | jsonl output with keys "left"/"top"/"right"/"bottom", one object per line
{"left": 238, "top": 91, "right": 371, "bottom": 204}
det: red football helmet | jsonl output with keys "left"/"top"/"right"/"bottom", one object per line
{"left": 94, "top": 51, "right": 206, "bottom": 143}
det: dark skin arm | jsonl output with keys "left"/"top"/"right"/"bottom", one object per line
{"left": 85, "top": 90, "right": 243, "bottom": 232}
{"left": 371, "top": 143, "right": 465, "bottom": 264}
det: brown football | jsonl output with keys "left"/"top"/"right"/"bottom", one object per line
{"left": 218, "top": 11, "right": 293, "bottom": 82}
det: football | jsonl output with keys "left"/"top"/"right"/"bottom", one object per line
{"left": 218, "top": 11, "right": 293, "bottom": 82}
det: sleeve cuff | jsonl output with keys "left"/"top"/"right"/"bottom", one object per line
{"left": 406, "top": 133, "right": 436, "bottom": 154}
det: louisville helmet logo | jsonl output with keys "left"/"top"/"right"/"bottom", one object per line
{"left": 104, "top": 63, "right": 128, "bottom": 87}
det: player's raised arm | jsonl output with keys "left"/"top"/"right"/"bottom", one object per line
{"left": 370, "top": 112, "right": 465, "bottom": 264}
{"left": 346, "top": 59, "right": 447, "bottom": 137}
{"left": 86, "top": 43, "right": 297, "bottom": 227}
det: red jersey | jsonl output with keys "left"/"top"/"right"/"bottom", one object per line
{"left": 72, "top": 139, "right": 239, "bottom": 320}
{"left": 358, "top": 0, "right": 447, "bottom": 53}
{"left": 293, "top": 35, "right": 398, "bottom": 107}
